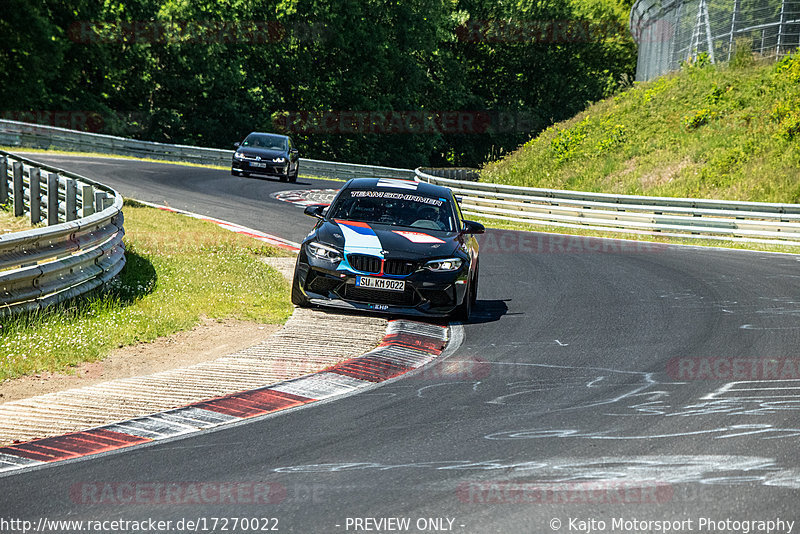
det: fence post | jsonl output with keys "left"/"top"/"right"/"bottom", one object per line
{"left": 702, "top": 0, "right": 716, "bottom": 63}
{"left": 47, "top": 172, "right": 59, "bottom": 225}
{"left": 668, "top": 1, "right": 683, "bottom": 72}
{"left": 65, "top": 178, "right": 78, "bottom": 221}
{"left": 12, "top": 161, "right": 24, "bottom": 217}
{"left": 0, "top": 156, "right": 7, "bottom": 205}
{"left": 727, "top": 0, "right": 740, "bottom": 61}
{"left": 777, "top": 0, "right": 787, "bottom": 56}
{"left": 81, "top": 184, "right": 95, "bottom": 217}
{"left": 30, "top": 167, "right": 42, "bottom": 224}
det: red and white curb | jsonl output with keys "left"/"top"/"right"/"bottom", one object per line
{"left": 0, "top": 320, "right": 448, "bottom": 475}
{"left": 133, "top": 200, "right": 301, "bottom": 252}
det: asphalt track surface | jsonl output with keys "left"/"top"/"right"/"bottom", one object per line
{"left": 2, "top": 155, "right": 800, "bottom": 533}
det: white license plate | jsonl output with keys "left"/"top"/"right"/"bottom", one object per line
{"left": 251, "top": 162, "right": 267, "bottom": 168}
{"left": 356, "top": 276, "right": 405, "bottom": 292}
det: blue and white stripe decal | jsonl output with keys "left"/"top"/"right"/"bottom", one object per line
{"left": 334, "top": 221, "right": 384, "bottom": 274}
{"left": 376, "top": 178, "right": 419, "bottom": 190}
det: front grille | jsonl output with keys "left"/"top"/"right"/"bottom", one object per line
{"left": 347, "top": 254, "right": 381, "bottom": 273}
{"left": 384, "top": 259, "right": 417, "bottom": 276}
{"left": 347, "top": 255, "right": 417, "bottom": 276}
{"left": 343, "top": 285, "right": 418, "bottom": 306}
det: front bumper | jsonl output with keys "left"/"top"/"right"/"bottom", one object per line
{"left": 294, "top": 257, "right": 469, "bottom": 317}
{"left": 232, "top": 159, "right": 289, "bottom": 176}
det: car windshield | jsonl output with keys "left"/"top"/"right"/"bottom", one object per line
{"left": 242, "top": 134, "right": 287, "bottom": 151}
{"left": 327, "top": 189, "right": 455, "bottom": 232}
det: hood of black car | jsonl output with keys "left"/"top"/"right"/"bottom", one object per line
{"left": 314, "top": 220, "right": 463, "bottom": 261}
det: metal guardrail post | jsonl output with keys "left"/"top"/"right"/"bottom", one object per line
{"left": 416, "top": 168, "right": 800, "bottom": 245}
{"left": 13, "top": 161, "right": 24, "bottom": 217}
{"left": 30, "top": 167, "right": 42, "bottom": 224}
{"left": 47, "top": 172, "right": 59, "bottom": 225}
{"left": 65, "top": 178, "right": 78, "bottom": 221}
{"left": 0, "top": 150, "right": 126, "bottom": 316}
{"left": 94, "top": 191, "right": 106, "bottom": 213}
{"left": 81, "top": 185, "right": 95, "bottom": 217}
{"left": 0, "top": 156, "right": 7, "bottom": 204}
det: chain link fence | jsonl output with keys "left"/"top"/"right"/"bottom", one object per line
{"left": 631, "top": 0, "right": 800, "bottom": 80}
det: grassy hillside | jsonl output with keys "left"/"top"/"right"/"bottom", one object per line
{"left": 482, "top": 51, "right": 800, "bottom": 204}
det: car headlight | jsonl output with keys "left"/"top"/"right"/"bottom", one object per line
{"left": 425, "top": 258, "right": 463, "bottom": 272}
{"left": 272, "top": 157, "right": 286, "bottom": 163}
{"left": 307, "top": 242, "right": 342, "bottom": 262}
{"left": 234, "top": 151, "right": 245, "bottom": 160}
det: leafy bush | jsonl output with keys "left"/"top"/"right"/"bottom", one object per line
{"left": 683, "top": 108, "right": 712, "bottom": 129}
{"left": 779, "top": 111, "right": 800, "bottom": 140}
{"left": 551, "top": 118, "right": 592, "bottom": 163}
{"left": 596, "top": 124, "right": 627, "bottom": 153}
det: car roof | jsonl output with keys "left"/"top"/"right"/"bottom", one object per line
{"left": 245, "top": 132, "right": 289, "bottom": 139}
{"left": 343, "top": 178, "right": 453, "bottom": 198}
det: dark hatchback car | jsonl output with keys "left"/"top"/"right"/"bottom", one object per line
{"left": 231, "top": 132, "right": 299, "bottom": 182}
{"left": 291, "top": 177, "right": 484, "bottom": 320}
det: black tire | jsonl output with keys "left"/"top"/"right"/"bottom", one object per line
{"left": 289, "top": 169, "right": 298, "bottom": 183}
{"left": 279, "top": 174, "right": 289, "bottom": 182}
{"left": 470, "top": 261, "right": 479, "bottom": 307}
{"left": 453, "top": 262, "right": 478, "bottom": 322}
{"left": 453, "top": 280, "right": 473, "bottom": 322}
{"left": 291, "top": 276, "right": 310, "bottom": 307}
{"left": 231, "top": 169, "right": 241, "bottom": 176}
{"left": 242, "top": 171, "right": 251, "bottom": 177}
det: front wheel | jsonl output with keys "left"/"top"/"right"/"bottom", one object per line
{"left": 453, "top": 263, "right": 478, "bottom": 322}
{"left": 291, "top": 277, "right": 310, "bottom": 307}
{"left": 453, "top": 281, "right": 473, "bottom": 322}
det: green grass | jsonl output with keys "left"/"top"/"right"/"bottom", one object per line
{"left": 0, "top": 205, "right": 37, "bottom": 234}
{"left": 482, "top": 51, "right": 800, "bottom": 204}
{"left": 0, "top": 201, "right": 294, "bottom": 381}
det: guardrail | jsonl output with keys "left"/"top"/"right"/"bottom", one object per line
{"left": 0, "top": 119, "right": 415, "bottom": 181}
{"left": 0, "top": 150, "right": 125, "bottom": 316}
{"left": 4, "top": 119, "right": 799, "bottom": 247}
{"left": 416, "top": 168, "right": 800, "bottom": 246}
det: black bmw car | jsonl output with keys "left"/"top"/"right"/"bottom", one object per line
{"left": 291, "top": 177, "right": 484, "bottom": 319}
{"left": 231, "top": 132, "right": 299, "bottom": 182}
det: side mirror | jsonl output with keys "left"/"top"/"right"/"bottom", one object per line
{"left": 290, "top": 148, "right": 299, "bottom": 154}
{"left": 304, "top": 204, "right": 326, "bottom": 220}
{"left": 462, "top": 220, "right": 485, "bottom": 234}
{"left": 233, "top": 142, "right": 240, "bottom": 148}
